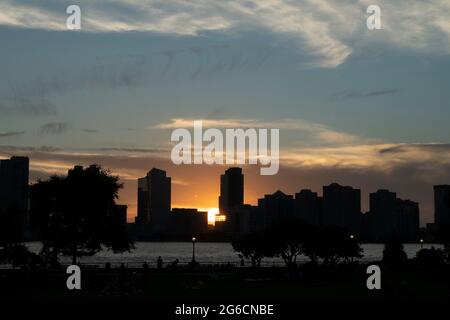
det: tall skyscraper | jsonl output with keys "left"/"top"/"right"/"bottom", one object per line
{"left": 0, "top": 156, "right": 29, "bottom": 214}
{"left": 368, "top": 189, "right": 420, "bottom": 241}
{"left": 369, "top": 189, "right": 398, "bottom": 240}
{"left": 322, "top": 183, "right": 361, "bottom": 232}
{"left": 136, "top": 177, "right": 149, "bottom": 225}
{"left": 396, "top": 199, "right": 420, "bottom": 242}
{"left": 136, "top": 168, "right": 171, "bottom": 232}
{"left": 434, "top": 185, "right": 450, "bottom": 228}
{"left": 219, "top": 167, "right": 244, "bottom": 215}
{"left": 0, "top": 156, "right": 29, "bottom": 238}
{"left": 258, "top": 190, "right": 295, "bottom": 228}
{"left": 294, "top": 189, "right": 322, "bottom": 225}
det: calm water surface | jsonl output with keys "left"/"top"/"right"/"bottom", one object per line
{"left": 23, "top": 242, "right": 442, "bottom": 267}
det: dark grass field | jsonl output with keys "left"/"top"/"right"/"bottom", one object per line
{"left": 1, "top": 264, "right": 450, "bottom": 301}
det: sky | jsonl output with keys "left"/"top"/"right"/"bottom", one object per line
{"left": 1, "top": 0, "right": 450, "bottom": 224}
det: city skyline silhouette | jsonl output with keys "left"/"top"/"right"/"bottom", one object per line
{"left": 3, "top": 155, "right": 450, "bottom": 244}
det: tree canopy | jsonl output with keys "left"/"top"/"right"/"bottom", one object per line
{"left": 30, "top": 164, "right": 134, "bottom": 264}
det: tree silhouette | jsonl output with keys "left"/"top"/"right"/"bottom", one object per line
{"left": 30, "top": 165, "right": 134, "bottom": 264}
{"left": 232, "top": 232, "right": 276, "bottom": 267}
{"left": 382, "top": 239, "right": 407, "bottom": 269}
{"left": 302, "top": 224, "right": 321, "bottom": 264}
{"left": 0, "top": 209, "right": 39, "bottom": 268}
{"left": 270, "top": 221, "right": 311, "bottom": 268}
{"left": 316, "top": 226, "right": 363, "bottom": 265}
{"left": 338, "top": 233, "right": 364, "bottom": 263}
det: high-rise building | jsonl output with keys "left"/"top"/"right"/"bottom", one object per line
{"left": 218, "top": 167, "right": 244, "bottom": 216}
{"left": 136, "top": 168, "right": 171, "bottom": 232}
{"left": 136, "top": 177, "right": 149, "bottom": 225}
{"left": 0, "top": 156, "right": 29, "bottom": 212}
{"left": 396, "top": 199, "right": 420, "bottom": 242}
{"left": 368, "top": 189, "right": 398, "bottom": 240}
{"left": 322, "top": 183, "right": 361, "bottom": 232}
{"left": 368, "top": 189, "right": 420, "bottom": 242}
{"left": 294, "top": 189, "right": 322, "bottom": 225}
{"left": 228, "top": 205, "right": 265, "bottom": 236}
{"left": 0, "top": 156, "right": 29, "bottom": 213}
{"left": 0, "top": 156, "right": 29, "bottom": 238}
{"left": 168, "top": 208, "right": 208, "bottom": 238}
{"left": 258, "top": 190, "right": 295, "bottom": 228}
{"left": 434, "top": 185, "right": 450, "bottom": 228}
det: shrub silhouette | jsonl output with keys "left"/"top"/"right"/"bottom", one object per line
{"left": 416, "top": 247, "right": 445, "bottom": 268}
{"left": 232, "top": 222, "right": 364, "bottom": 267}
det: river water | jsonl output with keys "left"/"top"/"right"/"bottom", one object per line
{"left": 22, "top": 242, "right": 442, "bottom": 267}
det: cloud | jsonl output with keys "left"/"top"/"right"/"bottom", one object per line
{"left": 154, "top": 117, "right": 359, "bottom": 145}
{"left": 2, "top": 44, "right": 277, "bottom": 102}
{"left": 0, "top": 0, "right": 350, "bottom": 67}
{"left": 281, "top": 142, "right": 450, "bottom": 190}
{"left": 365, "top": 89, "right": 401, "bottom": 97}
{"left": 333, "top": 88, "right": 401, "bottom": 100}
{"left": 379, "top": 143, "right": 450, "bottom": 154}
{"left": 0, "top": 131, "right": 25, "bottom": 138}
{"left": 0, "top": 99, "right": 57, "bottom": 117}
{"left": 39, "top": 122, "right": 69, "bottom": 135}
{"left": 0, "top": 145, "right": 61, "bottom": 152}
{"left": 93, "top": 147, "right": 167, "bottom": 154}
{"left": 0, "top": 1, "right": 66, "bottom": 31}
{"left": 0, "top": 0, "right": 450, "bottom": 68}
{"left": 3, "top": 1, "right": 450, "bottom": 67}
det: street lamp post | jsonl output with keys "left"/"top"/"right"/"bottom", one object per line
{"left": 420, "top": 238, "right": 424, "bottom": 249}
{"left": 191, "top": 237, "right": 196, "bottom": 263}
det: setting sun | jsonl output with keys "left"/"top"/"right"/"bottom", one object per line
{"left": 206, "top": 208, "right": 219, "bottom": 225}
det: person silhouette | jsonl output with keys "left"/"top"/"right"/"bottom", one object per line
{"left": 240, "top": 258, "right": 245, "bottom": 267}
{"left": 157, "top": 256, "right": 163, "bottom": 269}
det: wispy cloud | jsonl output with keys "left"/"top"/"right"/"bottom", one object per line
{"left": 0, "top": 131, "right": 25, "bottom": 138}
{"left": 333, "top": 88, "right": 402, "bottom": 100}
{"left": 154, "top": 117, "right": 359, "bottom": 145}
{"left": 93, "top": 147, "right": 167, "bottom": 154}
{"left": 0, "top": 99, "right": 57, "bottom": 117}
{"left": 378, "top": 143, "right": 450, "bottom": 155}
{"left": 39, "top": 122, "right": 69, "bottom": 135}
{"left": 0, "top": 1, "right": 66, "bottom": 31}
{"left": 2, "top": 1, "right": 450, "bottom": 67}
{"left": 282, "top": 142, "right": 450, "bottom": 181}
{"left": 0, "top": 145, "right": 61, "bottom": 152}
